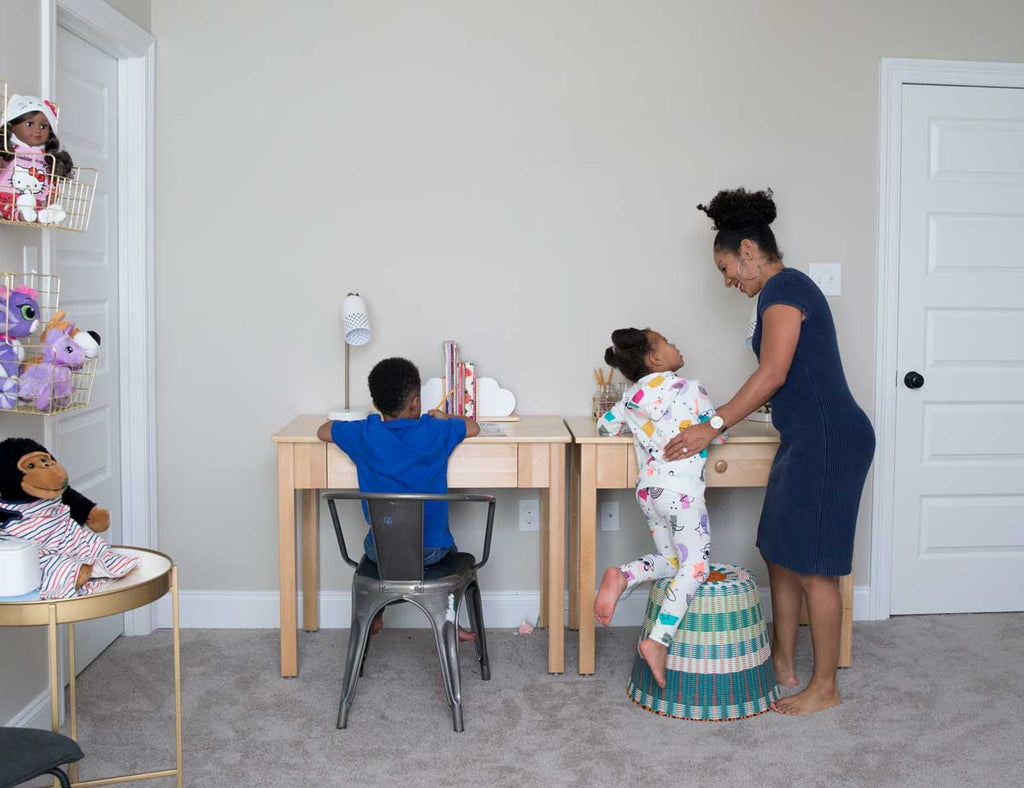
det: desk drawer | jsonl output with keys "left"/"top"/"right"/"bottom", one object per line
{"left": 705, "top": 443, "right": 778, "bottom": 487}
{"left": 326, "top": 443, "right": 519, "bottom": 489}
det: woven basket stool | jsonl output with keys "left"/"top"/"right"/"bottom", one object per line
{"left": 627, "top": 563, "right": 779, "bottom": 721}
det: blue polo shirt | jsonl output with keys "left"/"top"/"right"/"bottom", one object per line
{"left": 330, "top": 415, "right": 468, "bottom": 549}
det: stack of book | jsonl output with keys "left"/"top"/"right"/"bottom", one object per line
{"left": 442, "top": 340, "right": 476, "bottom": 418}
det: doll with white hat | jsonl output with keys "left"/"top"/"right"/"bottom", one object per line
{"left": 1, "top": 94, "right": 74, "bottom": 224}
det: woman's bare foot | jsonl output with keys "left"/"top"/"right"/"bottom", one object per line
{"left": 772, "top": 681, "right": 841, "bottom": 715}
{"left": 370, "top": 612, "right": 384, "bottom": 636}
{"left": 594, "top": 566, "right": 627, "bottom": 626}
{"left": 639, "top": 638, "right": 669, "bottom": 689}
{"left": 458, "top": 626, "right": 477, "bottom": 642}
{"left": 773, "top": 657, "right": 799, "bottom": 688}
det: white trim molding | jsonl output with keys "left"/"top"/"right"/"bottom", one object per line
{"left": 49, "top": 0, "right": 158, "bottom": 636}
{"left": 5, "top": 687, "right": 52, "bottom": 729}
{"left": 154, "top": 586, "right": 874, "bottom": 630}
{"left": 871, "top": 58, "right": 1024, "bottom": 622}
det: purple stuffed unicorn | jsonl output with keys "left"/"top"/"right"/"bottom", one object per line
{"left": 0, "top": 286, "right": 40, "bottom": 409}
{"left": 18, "top": 311, "right": 86, "bottom": 412}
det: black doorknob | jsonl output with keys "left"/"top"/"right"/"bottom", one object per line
{"left": 904, "top": 371, "right": 924, "bottom": 389}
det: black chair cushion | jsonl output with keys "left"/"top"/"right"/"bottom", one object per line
{"left": 355, "top": 551, "right": 476, "bottom": 583}
{"left": 0, "top": 727, "right": 83, "bottom": 787}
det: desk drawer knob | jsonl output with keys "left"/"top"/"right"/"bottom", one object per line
{"left": 714, "top": 460, "right": 728, "bottom": 474}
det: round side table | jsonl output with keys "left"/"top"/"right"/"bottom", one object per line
{"left": 0, "top": 547, "right": 182, "bottom": 788}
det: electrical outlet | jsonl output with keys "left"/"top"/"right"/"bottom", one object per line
{"left": 808, "top": 262, "right": 841, "bottom": 296}
{"left": 519, "top": 499, "right": 540, "bottom": 531}
{"left": 600, "top": 501, "right": 620, "bottom": 531}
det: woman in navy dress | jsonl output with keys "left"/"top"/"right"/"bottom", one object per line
{"left": 664, "top": 188, "right": 874, "bottom": 715}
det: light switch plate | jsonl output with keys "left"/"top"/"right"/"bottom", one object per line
{"left": 808, "top": 262, "right": 841, "bottom": 296}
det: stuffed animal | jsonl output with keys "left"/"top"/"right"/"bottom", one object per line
{"left": 0, "top": 286, "right": 40, "bottom": 409}
{"left": 0, "top": 438, "right": 137, "bottom": 599}
{"left": 18, "top": 310, "right": 89, "bottom": 411}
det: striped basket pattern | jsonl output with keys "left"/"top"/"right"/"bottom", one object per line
{"left": 627, "top": 563, "right": 779, "bottom": 721}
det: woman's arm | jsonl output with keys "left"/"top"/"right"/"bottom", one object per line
{"left": 664, "top": 304, "right": 803, "bottom": 460}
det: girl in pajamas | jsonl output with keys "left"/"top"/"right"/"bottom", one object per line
{"left": 594, "top": 327, "right": 726, "bottom": 688}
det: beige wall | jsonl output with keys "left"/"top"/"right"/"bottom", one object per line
{"left": 104, "top": 0, "right": 151, "bottom": 33}
{"left": 152, "top": 1, "right": 1024, "bottom": 600}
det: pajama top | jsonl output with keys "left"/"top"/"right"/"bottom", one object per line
{"left": 598, "top": 372, "right": 726, "bottom": 498}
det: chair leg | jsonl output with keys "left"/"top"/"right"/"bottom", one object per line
{"left": 45, "top": 768, "right": 71, "bottom": 788}
{"left": 338, "top": 606, "right": 374, "bottom": 729}
{"left": 426, "top": 598, "right": 464, "bottom": 732}
{"left": 466, "top": 581, "right": 491, "bottom": 681}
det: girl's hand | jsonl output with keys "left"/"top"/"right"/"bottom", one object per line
{"left": 664, "top": 422, "right": 717, "bottom": 461}
{"left": 427, "top": 409, "right": 449, "bottom": 420}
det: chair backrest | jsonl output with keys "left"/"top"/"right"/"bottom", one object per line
{"left": 365, "top": 496, "right": 426, "bottom": 583}
{"left": 325, "top": 492, "right": 496, "bottom": 585}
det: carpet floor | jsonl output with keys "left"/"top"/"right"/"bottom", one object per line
{"left": 40, "top": 612, "right": 1024, "bottom": 787}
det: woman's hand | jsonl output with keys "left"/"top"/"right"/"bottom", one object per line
{"left": 664, "top": 422, "right": 717, "bottom": 461}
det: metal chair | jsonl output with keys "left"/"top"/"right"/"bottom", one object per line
{"left": 0, "top": 726, "right": 83, "bottom": 788}
{"left": 326, "top": 492, "right": 496, "bottom": 732}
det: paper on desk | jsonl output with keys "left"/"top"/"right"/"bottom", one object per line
{"left": 477, "top": 422, "right": 508, "bottom": 436}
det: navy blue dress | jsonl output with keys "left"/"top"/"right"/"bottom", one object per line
{"left": 752, "top": 268, "right": 875, "bottom": 576}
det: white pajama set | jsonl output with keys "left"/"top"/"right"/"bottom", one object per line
{"left": 599, "top": 372, "right": 726, "bottom": 644}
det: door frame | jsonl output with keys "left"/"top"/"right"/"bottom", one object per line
{"left": 871, "top": 58, "right": 1024, "bottom": 621}
{"left": 40, "top": 0, "right": 158, "bottom": 636}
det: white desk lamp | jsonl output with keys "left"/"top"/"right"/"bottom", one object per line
{"left": 328, "top": 292, "right": 372, "bottom": 421}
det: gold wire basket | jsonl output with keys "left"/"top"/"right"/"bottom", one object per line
{"left": 0, "top": 271, "right": 97, "bottom": 416}
{"left": 0, "top": 79, "right": 98, "bottom": 233}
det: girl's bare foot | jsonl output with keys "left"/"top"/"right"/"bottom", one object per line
{"left": 370, "top": 611, "right": 384, "bottom": 636}
{"left": 594, "top": 566, "right": 627, "bottom": 626}
{"left": 458, "top": 626, "right": 477, "bottom": 642}
{"left": 639, "top": 638, "right": 669, "bottom": 689}
{"left": 772, "top": 681, "right": 841, "bottom": 715}
{"left": 773, "top": 658, "right": 799, "bottom": 687}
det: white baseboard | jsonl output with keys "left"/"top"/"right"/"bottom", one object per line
{"left": 5, "top": 687, "right": 52, "bottom": 729}
{"left": 154, "top": 585, "right": 875, "bottom": 630}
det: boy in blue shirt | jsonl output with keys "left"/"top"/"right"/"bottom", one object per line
{"left": 318, "top": 356, "right": 479, "bottom": 637}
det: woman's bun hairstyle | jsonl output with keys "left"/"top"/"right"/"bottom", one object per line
{"left": 604, "top": 327, "right": 651, "bottom": 383}
{"left": 697, "top": 187, "right": 782, "bottom": 260}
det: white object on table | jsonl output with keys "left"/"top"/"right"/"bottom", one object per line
{"left": 0, "top": 535, "right": 40, "bottom": 596}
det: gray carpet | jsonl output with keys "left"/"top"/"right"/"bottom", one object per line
{"left": 44, "top": 613, "right": 1024, "bottom": 787}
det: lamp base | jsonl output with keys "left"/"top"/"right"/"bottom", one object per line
{"left": 328, "top": 408, "right": 368, "bottom": 421}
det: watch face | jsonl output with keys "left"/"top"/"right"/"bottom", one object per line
{"left": 710, "top": 415, "right": 724, "bottom": 430}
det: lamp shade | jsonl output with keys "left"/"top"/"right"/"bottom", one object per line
{"left": 342, "top": 293, "right": 371, "bottom": 346}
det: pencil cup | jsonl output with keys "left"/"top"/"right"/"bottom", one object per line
{"left": 592, "top": 383, "right": 626, "bottom": 422}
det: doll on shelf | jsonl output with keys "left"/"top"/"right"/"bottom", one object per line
{"left": 0, "top": 94, "right": 73, "bottom": 224}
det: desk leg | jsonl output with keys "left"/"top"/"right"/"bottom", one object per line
{"left": 839, "top": 572, "right": 853, "bottom": 668}
{"left": 278, "top": 443, "right": 299, "bottom": 677}
{"left": 538, "top": 497, "right": 549, "bottom": 630}
{"left": 541, "top": 444, "right": 566, "bottom": 674}
{"left": 578, "top": 444, "right": 597, "bottom": 675}
{"left": 301, "top": 490, "right": 320, "bottom": 632}
{"left": 568, "top": 445, "right": 580, "bottom": 630}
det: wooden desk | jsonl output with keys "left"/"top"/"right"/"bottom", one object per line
{"left": 565, "top": 417, "right": 853, "bottom": 674}
{"left": 271, "top": 415, "right": 571, "bottom": 677}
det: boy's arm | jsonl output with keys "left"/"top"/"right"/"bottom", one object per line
{"left": 428, "top": 409, "right": 480, "bottom": 438}
{"left": 597, "top": 400, "right": 629, "bottom": 436}
{"left": 317, "top": 421, "right": 334, "bottom": 442}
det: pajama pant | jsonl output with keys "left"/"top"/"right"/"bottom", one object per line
{"left": 621, "top": 487, "right": 710, "bottom": 645}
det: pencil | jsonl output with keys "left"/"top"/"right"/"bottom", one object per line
{"left": 435, "top": 386, "right": 456, "bottom": 411}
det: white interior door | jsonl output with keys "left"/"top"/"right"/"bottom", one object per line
{"left": 891, "top": 83, "right": 1024, "bottom": 614}
{"left": 53, "top": 24, "right": 123, "bottom": 671}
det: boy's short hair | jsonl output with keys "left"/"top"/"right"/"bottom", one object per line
{"left": 368, "top": 357, "right": 421, "bottom": 417}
